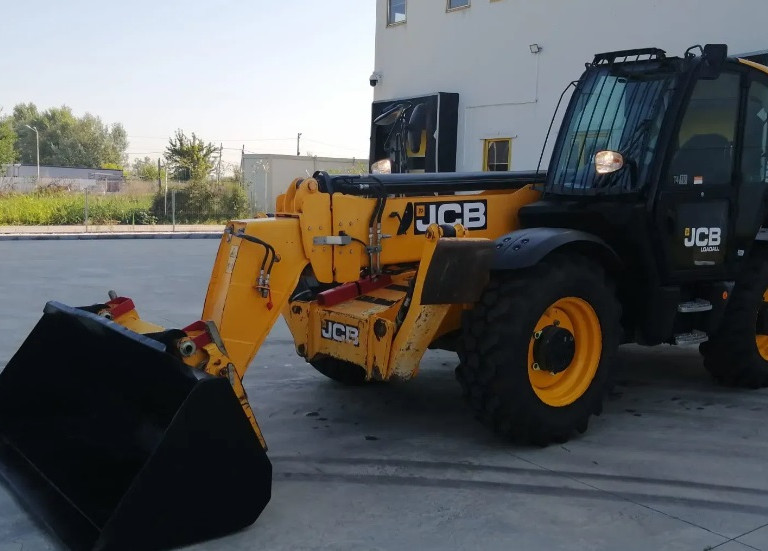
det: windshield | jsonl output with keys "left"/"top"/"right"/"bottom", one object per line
{"left": 549, "top": 65, "right": 678, "bottom": 193}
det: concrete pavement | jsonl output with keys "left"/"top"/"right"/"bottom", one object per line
{"left": 0, "top": 240, "right": 766, "bottom": 551}
{"left": 0, "top": 224, "right": 223, "bottom": 240}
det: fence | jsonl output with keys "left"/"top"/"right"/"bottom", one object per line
{"left": 0, "top": 180, "right": 254, "bottom": 228}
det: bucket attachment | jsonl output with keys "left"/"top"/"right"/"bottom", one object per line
{"left": 0, "top": 302, "right": 272, "bottom": 551}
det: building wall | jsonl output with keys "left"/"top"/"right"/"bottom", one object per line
{"left": 3, "top": 164, "right": 123, "bottom": 181}
{"left": 373, "top": 0, "right": 768, "bottom": 171}
{"left": 241, "top": 155, "right": 366, "bottom": 211}
{"left": 1, "top": 164, "right": 124, "bottom": 192}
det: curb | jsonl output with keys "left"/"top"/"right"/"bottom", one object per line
{"left": 0, "top": 232, "right": 222, "bottom": 241}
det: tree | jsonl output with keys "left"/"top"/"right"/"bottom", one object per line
{"left": 131, "top": 156, "right": 166, "bottom": 181}
{"left": 164, "top": 130, "right": 217, "bottom": 182}
{"left": 0, "top": 112, "right": 16, "bottom": 166}
{"left": 11, "top": 103, "right": 127, "bottom": 169}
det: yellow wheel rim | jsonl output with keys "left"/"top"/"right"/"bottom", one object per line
{"left": 757, "top": 289, "right": 768, "bottom": 361}
{"left": 527, "top": 297, "right": 602, "bottom": 407}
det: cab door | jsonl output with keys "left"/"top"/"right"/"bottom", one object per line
{"left": 654, "top": 70, "right": 742, "bottom": 279}
{"left": 733, "top": 72, "right": 768, "bottom": 249}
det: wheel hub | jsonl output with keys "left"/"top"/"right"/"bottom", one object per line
{"left": 527, "top": 297, "right": 603, "bottom": 407}
{"left": 532, "top": 325, "right": 576, "bottom": 375}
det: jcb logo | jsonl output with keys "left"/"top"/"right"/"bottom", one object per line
{"left": 321, "top": 320, "right": 360, "bottom": 347}
{"left": 684, "top": 227, "right": 722, "bottom": 252}
{"left": 414, "top": 200, "right": 487, "bottom": 234}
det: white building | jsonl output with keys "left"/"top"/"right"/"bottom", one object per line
{"left": 372, "top": 0, "right": 768, "bottom": 172}
{"left": 241, "top": 154, "right": 366, "bottom": 212}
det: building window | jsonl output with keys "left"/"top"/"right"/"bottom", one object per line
{"left": 447, "top": 0, "right": 470, "bottom": 10}
{"left": 388, "top": 0, "right": 406, "bottom": 25}
{"left": 484, "top": 139, "right": 511, "bottom": 171}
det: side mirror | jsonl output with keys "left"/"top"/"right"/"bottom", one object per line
{"left": 701, "top": 44, "right": 728, "bottom": 79}
{"left": 374, "top": 103, "right": 408, "bottom": 126}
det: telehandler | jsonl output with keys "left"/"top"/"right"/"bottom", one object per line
{"left": 2, "top": 44, "right": 768, "bottom": 550}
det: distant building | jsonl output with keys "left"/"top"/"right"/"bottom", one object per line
{"left": 1, "top": 164, "right": 124, "bottom": 192}
{"left": 241, "top": 154, "right": 366, "bottom": 212}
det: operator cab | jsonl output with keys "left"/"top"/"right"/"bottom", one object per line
{"left": 521, "top": 44, "right": 768, "bottom": 285}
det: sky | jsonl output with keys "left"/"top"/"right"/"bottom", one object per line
{"left": 0, "top": 0, "right": 376, "bottom": 170}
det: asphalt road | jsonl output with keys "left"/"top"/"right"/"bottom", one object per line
{"left": 0, "top": 240, "right": 767, "bottom": 551}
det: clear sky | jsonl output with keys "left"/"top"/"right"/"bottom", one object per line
{"left": 0, "top": 0, "right": 376, "bottom": 170}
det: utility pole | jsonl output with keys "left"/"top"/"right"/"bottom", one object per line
{"left": 241, "top": 145, "right": 245, "bottom": 186}
{"left": 157, "top": 158, "right": 162, "bottom": 192}
{"left": 217, "top": 143, "right": 222, "bottom": 185}
{"left": 297, "top": 132, "right": 302, "bottom": 156}
{"left": 24, "top": 125, "right": 39, "bottom": 181}
{"left": 164, "top": 163, "right": 169, "bottom": 216}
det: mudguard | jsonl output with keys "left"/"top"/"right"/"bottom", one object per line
{"left": 492, "top": 227, "right": 620, "bottom": 271}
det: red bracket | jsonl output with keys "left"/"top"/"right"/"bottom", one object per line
{"left": 182, "top": 320, "right": 213, "bottom": 349}
{"left": 317, "top": 275, "right": 393, "bottom": 307}
{"left": 105, "top": 297, "right": 136, "bottom": 319}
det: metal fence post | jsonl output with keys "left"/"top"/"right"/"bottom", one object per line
{"left": 172, "top": 189, "right": 176, "bottom": 232}
{"left": 84, "top": 187, "right": 89, "bottom": 233}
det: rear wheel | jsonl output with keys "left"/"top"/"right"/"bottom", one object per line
{"left": 310, "top": 357, "right": 367, "bottom": 385}
{"left": 701, "top": 251, "right": 768, "bottom": 388}
{"left": 457, "top": 253, "right": 621, "bottom": 445}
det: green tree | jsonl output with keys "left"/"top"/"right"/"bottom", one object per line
{"left": 0, "top": 114, "right": 16, "bottom": 166}
{"left": 131, "top": 156, "right": 166, "bottom": 181}
{"left": 11, "top": 103, "right": 127, "bottom": 168}
{"left": 164, "top": 130, "right": 217, "bottom": 181}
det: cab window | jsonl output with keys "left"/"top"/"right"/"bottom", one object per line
{"left": 668, "top": 72, "right": 741, "bottom": 186}
{"left": 741, "top": 79, "right": 768, "bottom": 184}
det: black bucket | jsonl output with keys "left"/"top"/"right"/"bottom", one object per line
{"left": 0, "top": 302, "right": 272, "bottom": 551}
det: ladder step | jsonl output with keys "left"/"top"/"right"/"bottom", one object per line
{"left": 674, "top": 330, "right": 709, "bottom": 346}
{"left": 678, "top": 299, "right": 712, "bottom": 313}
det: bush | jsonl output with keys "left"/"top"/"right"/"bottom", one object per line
{"left": 0, "top": 181, "right": 253, "bottom": 226}
{"left": 151, "top": 181, "right": 251, "bottom": 224}
{"left": 0, "top": 191, "right": 155, "bottom": 225}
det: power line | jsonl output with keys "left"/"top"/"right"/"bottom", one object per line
{"left": 127, "top": 135, "right": 296, "bottom": 142}
{"left": 302, "top": 138, "right": 367, "bottom": 152}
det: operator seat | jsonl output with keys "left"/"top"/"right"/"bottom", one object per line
{"left": 669, "top": 133, "right": 732, "bottom": 185}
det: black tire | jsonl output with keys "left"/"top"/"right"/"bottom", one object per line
{"left": 456, "top": 253, "right": 621, "bottom": 445}
{"left": 310, "top": 357, "right": 367, "bottom": 385}
{"left": 701, "top": 250, "right": 768, "bottom": 388}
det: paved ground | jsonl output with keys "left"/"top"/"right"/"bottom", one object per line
{"left": 0, "top": 240, "right": 767, "bottom": 551}
{"left": 0, "top": 224, "right": 224, "bottom": 234}
{"left": 0, "top": 224, "right": 223, "bottom": 241}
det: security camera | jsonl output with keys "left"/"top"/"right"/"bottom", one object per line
{"left": 369, "top": 72, "right": 382, "bottom": 87}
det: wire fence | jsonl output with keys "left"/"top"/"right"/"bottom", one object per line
{"left": 0, "top": 179, "right": 255, "bottom": 228}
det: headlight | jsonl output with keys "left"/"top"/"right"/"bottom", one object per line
{"left": 594, "top": 150, "right": 624, "bottom": 174}
{"left": 371, "top": 159, "right": 392, "bottom": 174}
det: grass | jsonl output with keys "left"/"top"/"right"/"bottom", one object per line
{"left": 0, "top": 181, "right": 252, "bottom": 226}
{"left": 0, "top": 192, "right": 155, "bottom": 225}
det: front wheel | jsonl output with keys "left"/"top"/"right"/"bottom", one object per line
{"left": 701, "top": 250, "right": 768, "bottom": 388}
{"left": 457, "top": 253, "right": 621, "bottom": 445}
